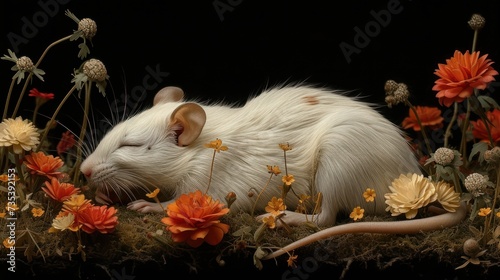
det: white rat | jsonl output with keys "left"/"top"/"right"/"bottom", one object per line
{"left": 79, "top": 85, "right": 466, "bottom": 259}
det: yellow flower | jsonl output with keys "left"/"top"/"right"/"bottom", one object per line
{"left": 146, "top": 188, "right": 160, "bottom": 198}
{"left": 433, "top": 180, "right": 461, "bottom": 212}
{"left": 497, "top": 212, "right": 500, "bottom": 218}
{"left": 279, "top": 143, "right": 292, "bottom": 151}
{"left": 363, "top": 188, "right": 376, "bottom": 202}
{"left": 265, "top": 197, "right": 286, "bottom": 216}
{"left": 0, "top": 212, "right": 6, "bottom": 218}
{"left": 287, "top": 253, "right": 298, "bottom": 268}
{"left": 267, "top": 165, "right": 281, "bottom": 176}
{"left": 0, "top": 116, "right": 40, "bottom": 154}
{"left": 31, "top": 207, "right": 45, "bottom": 217}
{"left": 204, "top": 138, "right": 228, "bottom": 153}
{"left": 282, "top": 174, "right": 295, "bottom": 186}
{"left": 62, "top": 194, "right": 91, "bottom": 213}
{"left": 3, "top": 237, "right": 14, "bottom": 249}
{"left": 384, "top": 173, "right": 437, "bottom": 219}
{"left": 5, "top": 204, "right": 19, "bottom": 211}
{"left": 262, "top": 215, "right": 276, "bottom": 229}
{"left": 478, "top": 207, "right": 492, "bottom": 217}
{"left": 349, "top": 206, "right": 364, "bottom": 221}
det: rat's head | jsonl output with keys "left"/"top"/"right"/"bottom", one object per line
{"left": 80, "top": 86, "right": 206, "bottom": 205}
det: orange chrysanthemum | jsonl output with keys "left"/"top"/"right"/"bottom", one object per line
{"left": 42, "top": 177, "right": 80, "bottom": 202}
{"left": 402, "top": 106, "right": 444, "bottom": 131}
{"left": 432, "top": 50, "right": 498, "bottom": 107}
{"left": 78, "top": 205, "right": 119, "bottom": 234}
{"left": 471, "top": 109, "right": 500, "bottom": 144}
{"left": 161, "top": 190, "right": 230, "bottom": 248}
{"left": 23, "top": 151, "right": 64, "bottom": 179}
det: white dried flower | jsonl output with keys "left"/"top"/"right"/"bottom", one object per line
{"left": 433, "top": 147, "right": 455, "bottom": 165}
{"left": 385, "top": 173, "right": 437, "bottom": 219}
{"left": 464, "top": 173, "right": 489, "bottom": 197}
{"left": 468, "top": 14, "right": 485, "bottom": 30}
{"left": 16, "top": 56, "right": 34, "bottom": 72}
{"left": 0, "top": 116, "right": 40, "bottom": 154}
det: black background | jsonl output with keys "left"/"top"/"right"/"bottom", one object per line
{"left": 2, "top": 0, "right": 500, "bottom": 145}
{"left": 2, "top": 1, "right": 500, "bottom": 279}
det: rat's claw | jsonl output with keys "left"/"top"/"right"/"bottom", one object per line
{"left": 127, "top": 199, "right": 164, "bottom": 213}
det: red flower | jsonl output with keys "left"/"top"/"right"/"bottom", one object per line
{"left": 42, "top": 177, "right": 80, "bottom": 202}
{"left": 161, "top": 190, "right": 230, "bottom": 248}
{"left": 23, "top": 151, "right": 64, "bottom": 179}
{"left": 471, "top": 109, "right": 500, "bottom": 144}
{"left": 432, "top": 50, "right": 498, "bottom": 107}
{"left": 56, "top": 130, "right": 76, "bottom": 156}
{"left": 402, "top": 106, "right": 444, "bottom": 131}
{"left": 29, "top": 88, "right": 54, "bottom": 100}
{"left": 78, "top": 205, "right": 119, "bottom": 234}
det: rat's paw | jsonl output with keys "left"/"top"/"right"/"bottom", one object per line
{"left": 256, "top": 211, "right": 314, "bottom": 227}
{"left": 127, "top": 199, "right": 165, "bottom": 213}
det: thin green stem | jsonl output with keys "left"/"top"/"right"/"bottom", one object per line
{"left": 204, "top": 150, "right": 217, "bottom": 195}
{"left": 460, "top": 100, "right": 471, "bottom": 167}
{"left": 443, "top": 102, "right": 458, "bottom": 148}
{"left": 251, "top": 173, "right": 274, "bottom": 217}
{"left": 72, "top": 82, "right": 91, "bottom": 183}
{"left": 37, "top": 85, "right": 77, "bottom": 152}
{"left": 3, "top": 79, "right": 16, "bottom": 120}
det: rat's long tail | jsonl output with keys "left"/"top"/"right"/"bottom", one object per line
{"left": 262, "top": 202, "right": 467, "bottom": 260}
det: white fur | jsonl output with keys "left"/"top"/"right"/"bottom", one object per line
{"left": 80, "top": 85, "right": 422, "bottom": 226}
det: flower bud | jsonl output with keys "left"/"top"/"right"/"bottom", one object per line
{"left": 83, "top": 59, "right": 107, "bottom": 82}
{"left": 78, "top": 18, "right": 97, "bottom": 39}
{"left": 17, "top": 56, "right": 35, "bottom": 72}
{"left": 468, "top": 14, "right": 485, "bottom": 30}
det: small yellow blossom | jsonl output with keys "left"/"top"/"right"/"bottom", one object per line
{"left": 279, "top": 143, "right": 292, "bottom": 151}
{"left": 282, "top": 174, "right": 295, "bottom": 186}
{"left": 0, "top": 174, "right": 19, "bottom": 182}
{"left": 146, "top": 188, "right": 160, "bottom": 198}
{"left": 0, "top": 116, "right": 40, "bottom": 154}
{"left": 267, "top": 165, "right": 281, "bottom": 175}
{"left": 62, "top": 194, "right": 91, "bottom": 212}
{"left": 204, "top": 138, "right": 228, "bottom": 153}
{"left": 5, "top": 204, "right": 19, "bottom": 211}
{"left": 262, "top": 215, "right": 276, "bottom": 229}
{"left": 265, "top": 197, "right": 286, "bottom": 216}
{"left": 287, "top": 253, "right": 298, "bottom": 268}
{"left": 478, "top": 207, "right": 492, "bottom": 217}
{"left": 31, "top": 207, "right": 45, "bottom": 217}
{"left": 363, "top": 188, "right": 376, "bottom": 202}
{"left": 3, "top": 237, "right": 14, "bottom": 249}
{"left": 0, "top": 212, "right": 6, "bottom": 218}
{"left": 349, "top": 206, "right": 364, "bottom": 221}
{"left": 497, "top": 212, "right": 500, "bottom": 218}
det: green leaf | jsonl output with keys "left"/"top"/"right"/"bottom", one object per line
{"left": 477, "top": 95, "right": 500, "bottom": 110}
{"left": 469, "top": 141, "right": 488, "bottom": 163}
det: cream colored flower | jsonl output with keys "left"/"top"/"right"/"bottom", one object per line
{"left": 384, "top": 173, "right": 437, "bottom": 219}
{"left": 433, "top": 147, "right": 455, "bottom": 165}
{"left": 51, "top": 213, "right": 75, "bottom": 231}
{"left": 0, "top": 116, "right": 40, "bottom": 154}
{"left": 433, "top": 180, "right": 461, "bottom": 212}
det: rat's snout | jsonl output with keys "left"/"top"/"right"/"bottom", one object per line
{"left": 79, "top": 160, "right": 92, "bottom": 178}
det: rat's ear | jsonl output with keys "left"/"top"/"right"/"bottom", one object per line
{"left": 169, "top": 103, "right": 206, "bottom": 146}
{"left": 154, "top": 86, "right": 184, "bottom": 105}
